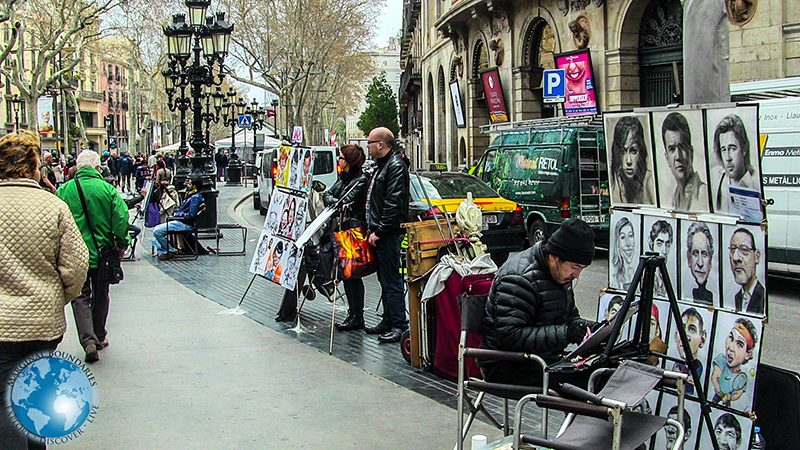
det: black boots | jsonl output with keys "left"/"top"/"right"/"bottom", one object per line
{"left": 335, "top": 314, "right": 365, "bottom": 331}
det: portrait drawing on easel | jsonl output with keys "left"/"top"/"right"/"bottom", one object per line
{"left": 707, "top": 310, "right": 762, "bottom": 413}
{"left": 604, "top": 112, "right": 657, "bottom": 206}
{"left": 608, "top": 211, "right": 641, "bottom": 292}
{"left": 680, "top": 221, "right": 720, "bottom": 308}
{"left": 666, "top": 305, "right": 713, "bottom": 397}
{"left": 642, "top": 215, "right": 678, "bottom": 299}
{"left": 721, "top": 224, "right": 766, "bottom": 316}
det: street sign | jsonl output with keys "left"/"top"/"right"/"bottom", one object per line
{"left": 543, "top": 69, "right": 566, "bottom": 103}
{"left": 109, "top": 137, "right": 117, "bottom": 149}
{"left": 266, "top": 109, "right": 276, "bottom": 118}
{"left": 238, "top": 115, "right": 253, "bottom": 129}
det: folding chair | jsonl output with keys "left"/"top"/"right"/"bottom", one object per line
{"left": 456, "top": 278, "right": 553, "bottom": 450}
{"left": 512, "top": 360, "right": 689, "bottom": 450}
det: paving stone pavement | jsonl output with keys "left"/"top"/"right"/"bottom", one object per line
{"left": 134, "top": 183, "right": 564, "bottom": 439}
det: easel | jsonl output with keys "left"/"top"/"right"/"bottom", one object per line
{"left": 602, "top": 252, "right": 720, "bottom": 450}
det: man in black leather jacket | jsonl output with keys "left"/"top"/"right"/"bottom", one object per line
{"left": 480, "top": 218, "right": 597, "bottom": 386}
{"left": 364, "top": 127, "right": 410, "bottom": 343}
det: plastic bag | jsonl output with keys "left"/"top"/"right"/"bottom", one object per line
{"left": 332, "top": 227, "right": 377, "bottom": 279}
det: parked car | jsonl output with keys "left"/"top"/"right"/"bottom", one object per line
{"left": 408, "top": 170, "right": 525, "bottom": 264}
{"left": 474, "top": 122, "right": 610, "bottom": 247}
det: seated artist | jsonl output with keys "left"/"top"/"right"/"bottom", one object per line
{"left": 479, "top": 218, "right": 597, "bottom": 388}
{"left": 152, "top": 176, "right": 205, "bottom": 261}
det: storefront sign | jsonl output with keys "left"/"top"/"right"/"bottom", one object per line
{"left": 480, "top": 68, "right": 508, "bottom": 123}
{"left": 554, "top": 49, "right": 598, "bottom": 116}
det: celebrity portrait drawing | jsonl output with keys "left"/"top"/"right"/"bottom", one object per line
{"left": 250, "top": 231, "right": 272, "bottom": 274}
{"left": 706, "top": 107, "right": 761, "bottom": 215}
{"left": 644, "top": 216, "right": 677, "bottom": 298}
{"left": 279, "top": 243, "right": 303, "bottom": 290}
{"left": 722, "top": 224, "right": 766, "bottom": 315}
{"left": 654, "top": 396, "right": 701, "bottom": 450}
{"left": 300, "top": 149, "right": 314, "bottom": 192}
{"left": 275, "top": 146, "right": 291, "bottom": 187}
{"left": 681, "top": 221, "right": 720, "bottom": 307}
{"left": 653, "top": 110, "right": 710, "bottom": 213}
{"left": 288, "top": 147, "right": 302, "bottom": 187}
{"left": 697, "top": 410, "right": 751, "bottom": 450}
{"left": 708, "top": 312, "right": 760, "bottom": 412}
{"left": 667, "top": 306, "right": 712, "bottom": 397}
{"left": 263, "top": 240, "right": 285, "bottom": 283}
{"left": 606, "top": 114, "right": 657, "bottom": 206}
{"left": 609, "top": 212, "right": 640, "bottom": 291}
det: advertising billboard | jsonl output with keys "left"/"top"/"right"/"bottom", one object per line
{"left": 555, "top": 49, "right": 598, "bottom": 115}
{"left": 480, "top": 68, "right": 508, "bottom": 123}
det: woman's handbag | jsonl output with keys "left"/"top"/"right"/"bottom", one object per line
{"left": 331, "top": 226, "right": 377, "bottom": 280}
{"left": 145, "top": 202, "right": 160, "bottom": 228}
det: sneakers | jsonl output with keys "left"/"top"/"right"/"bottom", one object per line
{"left": 85, "top": 344, "right": 99, "bottom": 363}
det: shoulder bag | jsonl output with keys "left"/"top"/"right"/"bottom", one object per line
{"left": 75, "top": 178, "right": 124, "bottom": 284}
{"left": 331, "top": 213, "right": 377, "bottom": 280}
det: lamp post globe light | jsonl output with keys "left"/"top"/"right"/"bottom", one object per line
{"left": 11, "top": 94, "right": 23, "bottom": 132}
{"left": 162, "top": 0, "right": 233, "bottom": 235}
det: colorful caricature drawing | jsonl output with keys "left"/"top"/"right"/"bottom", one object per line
{"left": 671, "top": 307, "right": 707, "bottom": 395}
{"left": 710, "top": 318, "right": 758, "bottom": 407}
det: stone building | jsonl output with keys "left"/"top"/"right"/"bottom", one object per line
{"left": 345, "top": 37, "right": 402, "bottom": 139}
{"left": 399, "top": 0, "right": 800, "bottom": 170}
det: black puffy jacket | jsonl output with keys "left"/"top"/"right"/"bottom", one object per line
{"left": 479, "top": 242, "right": 588, "bottom": 385}
{"left": 323, "top": 168, "right": 368, "bottom": 222}
{"left": 366, "top": 149, "right": 409, "bottom": 237}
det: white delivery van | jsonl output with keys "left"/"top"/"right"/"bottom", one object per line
{"left": 257, "top": 145, "right": 339, "bottom": 215}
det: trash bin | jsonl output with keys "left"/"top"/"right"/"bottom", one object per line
{"left": 226, "top": 161, "right": 242, "bottom": 185}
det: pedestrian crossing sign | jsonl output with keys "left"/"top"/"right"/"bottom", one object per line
{"left": 238, "top": 115, "right": 253, "bottom": 129}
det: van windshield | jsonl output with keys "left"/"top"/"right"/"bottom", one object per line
{"left": 314, "top": 151, "right": 334, "bottom": 175}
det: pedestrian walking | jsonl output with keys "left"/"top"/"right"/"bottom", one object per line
{"left": 364, "top": 127, "right": 410, "bottom": 343}
{"left": 0, "top": 130, "right": 89, "bottom": 449}
{"left": 118, "top": 150, "right": 134, "bottom": 192}
{"left": 38, "top": 150, "right": 58, "bottom": 193}
{"left": 215, "top": 148, "right": 228, "bottom": 181}
{"left": 57, "top": 150, "right": 131, "bottom": 363}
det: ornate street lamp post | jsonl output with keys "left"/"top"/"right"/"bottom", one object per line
{"left": 162, "top": 0, "right": 233, "bottom": 235}
{"left": 270, "top": 99, "right": 279, "bottom": 139}
{"left": 220, "top": 91, "right": 246, "bottom": 185}
{"left": 247, "top": 98, "right": 267, "bottom": 159}
{"left": 11, "top": 94, "right": 23, "bottom": 132}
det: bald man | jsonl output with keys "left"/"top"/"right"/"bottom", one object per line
{"left": 364, "top": 127, "right": 410, "bottom": 343}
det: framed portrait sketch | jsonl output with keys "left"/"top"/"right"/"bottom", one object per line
{"left": 652, "top": 396, "right": 701, "bottom": 450}
{"left": 720, "top": 224, "right": 767, "bottom": 316}
{"left": 666, "top": 305, "right": 714, "bottom": 398}
{"left": 264, "top": 190, "right": 307, "bottom": 241}
{"left": 706, "top": 310, "right": 763, "bottom": 413}
{"left": 697, "top": 409, "right": 753, "bottom": 450}
{"left": 706, "top": 106, "right": 762, "bottom": 221}
{"left": 652, "top": 109, "right": 711, "bottom": 213}
{"left": 596, "top": 292, "right": 630, "bottom": 341}
{"left": 642, "top": 215, "right": 679, "bottom": 299}
{"left": 604, "top": 112, "right": 657, "bottom": 207}
{"left": 608, "top": 211, "right": 641, "bottom": 291}
{"left": 278, "top": 241, "right": 305, "bottom": 290}
{"left": 680, "top": 221, "right": 721, "bottom": 308}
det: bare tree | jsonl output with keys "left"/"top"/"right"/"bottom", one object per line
{"left": 220, "top": 0, "right": 380, "bottom": 143}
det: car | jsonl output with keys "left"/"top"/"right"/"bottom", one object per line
{"left": 408, "top": 170, "right": 526, "bottom": 264}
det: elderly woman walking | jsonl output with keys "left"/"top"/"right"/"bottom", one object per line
{"left": 0, "top": 130, "right": 89, "bottom": 449}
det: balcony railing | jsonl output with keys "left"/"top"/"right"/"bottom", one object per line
{"left": 398, "top": 60, "right": 421, "bottom": 103}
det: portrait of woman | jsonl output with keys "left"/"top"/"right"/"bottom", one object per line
{"left": 609, "top": 212, "right": 640, "bottom": 291}
{"left": 706, "top": 107, "right": 761, "bottom": 215}
{"left": 284, "top": 197, "right": 296, "bottom": 239}
{"left": 606, "top": 114, "right": 657, "bottom": 206}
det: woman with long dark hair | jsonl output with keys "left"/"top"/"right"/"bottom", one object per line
{"left": 610, "top": 116, "right": 655, "bottom": 205}
{"left": 324, "top": 145, "right": 369, "bottom": 331}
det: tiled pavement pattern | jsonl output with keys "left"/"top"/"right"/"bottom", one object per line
{"left": 134, "top": 184, "right": 564, "bottom": 438}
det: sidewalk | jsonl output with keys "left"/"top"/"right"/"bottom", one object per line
{"left": 57, "top": 256, "right": 499, "bottom": 449}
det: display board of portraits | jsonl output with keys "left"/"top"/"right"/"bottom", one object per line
{"left": 604, "top": 105, "right": 763, "bottom": 222}
{"left": 249, "top": 145, "right": 314, "bottom": 289}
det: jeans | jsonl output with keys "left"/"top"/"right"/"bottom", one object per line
{"left": 374, "top": 233, "right": 407, "bottom": 330}
{"left": 152, "top": 220, "right": 194, "bottom": 255}
{"left": 72, "top": 269, "right": 109, "bottom": 349}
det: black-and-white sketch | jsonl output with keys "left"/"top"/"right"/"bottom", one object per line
{"left": 680, "top": 221, "right": 720, "bottom": 307}
{"left": 707, "top": 311, "right": 761, "bottom": 412}
{"left": 609, "top": 211, "right": 640, "bottom": 291}
{"left": 722, "top": 224, "right": 766, "bottom": 315}
{"left": 279, "top": 242, "right": 304, "bottom": 290}
{"left": 666, "top": 305, "right": 712, "bottom": 397}
{"left": 605, "top": 113, "right": 657, "bottom": 206}
{"left": 653, "top": 110, "right": 710, "bottom": 213}
{"left": 697, "top": 409, "right": 752, "bottom": 450}
{"left": 250, "top": 231, "right": 272, "bottom": 273}
{"left": 264, "top": 189, "right": 308, "bottom": 241}
{"left": 707, "top": 107, "right": 761, "bottom": 215}
{"left": 653, "top": 396, "right": 700, "bottom": 450}
{"left": 643, "top": 215, "right": 678, "bottom": 298}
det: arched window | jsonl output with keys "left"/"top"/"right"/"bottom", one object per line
{"left": 471, "top": 40, "right": 488, "bottom": 79}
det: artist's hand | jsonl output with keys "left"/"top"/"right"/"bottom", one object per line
{"left": 567, "top": 321, "right": 591, "bottom": 344}
{"left": 368, "top": 232, "right": 380, "bottom": 246}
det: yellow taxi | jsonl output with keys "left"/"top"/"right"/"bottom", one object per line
{"left": 409, "top": 166, "right": 525, "bottom": 263}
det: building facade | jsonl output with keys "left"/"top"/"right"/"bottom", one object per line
{"left": 399, "top": 0, "right": 800, "bottom": 170}
{"left": 345, "top": 37, "right": 402, "bottom": 139}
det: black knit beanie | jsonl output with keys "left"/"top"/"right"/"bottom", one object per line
{"left": 543, "top": 218, "right": 595, "bottom": 265}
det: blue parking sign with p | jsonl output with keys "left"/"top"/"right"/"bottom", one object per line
{"left": 544, "top": 69, "right": 565, "bottom": 98}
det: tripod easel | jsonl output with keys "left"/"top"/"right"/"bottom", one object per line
{"left": 602, "top": 252, "right": 720, "bottom": 450}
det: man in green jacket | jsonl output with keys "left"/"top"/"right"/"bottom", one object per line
{"left": 57, "top": 150, "right": 130, "bottom": 363}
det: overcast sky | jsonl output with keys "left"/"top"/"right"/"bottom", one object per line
{"left": 373, "top": 0, "right": 403, "bottom": 48}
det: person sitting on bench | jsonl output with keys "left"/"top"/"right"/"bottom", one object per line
{"left": 152, "top": 176, "right": 204, "bottom": 261}
{"left": 479, "top": 218, "right": 598, "bottom": 388}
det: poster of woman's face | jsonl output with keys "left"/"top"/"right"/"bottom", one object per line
{"left": 604, "top": 112, "right": 657, "bottom": 207}
{"left": 609, "top": 211, "right": 640, "bottom": 291}
{"left": 653, "top": 396, "right": 701, "bottom": 450}
{"left": 720, "top": 224, "right": 766, "bottom": 315}
{"left": 642, "top": 215, "right": 678, "bottom": 299}
{"left": 706, "top": 106, "right": 761, "bottom": 216}
{"left": 680, "top": 221, "right": 720, "bottom": 308}
{"left": 697, "top": 409, "right": 752, "bottom": 450}
{"left": 666, "top": 305, "right": 713, "bottom": 398}
{"left": 707, "top": 310, "right": 762, "bottom": 413}
{"left": 653, "top": 110, "right": 711, "bottom": 213}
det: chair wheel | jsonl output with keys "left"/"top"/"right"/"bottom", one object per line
{"left": 401, "top": 329, "right": 412, "bottom": 365}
